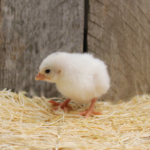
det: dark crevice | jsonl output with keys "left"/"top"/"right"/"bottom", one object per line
{"left": 83, "top": 0, "right": 89, "bottom": 53}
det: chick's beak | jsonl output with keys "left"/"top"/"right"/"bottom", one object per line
{"left": 35, "top": 73, "right": 46, "bottom": 81}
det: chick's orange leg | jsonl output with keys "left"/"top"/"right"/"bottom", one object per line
{"left": 49, "top": 99, "right": 72, "bottom": 112}
{"left": 79, "top": 98, "right": 102, "bottom": 119}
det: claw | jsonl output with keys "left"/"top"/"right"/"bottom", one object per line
{"left": 49, "top": 99, "right": 72, "bottom": 111}
{"left": 49, "top": 100, "right": 60, "bottom": 106}
{"left": 79, "top": 98, "right": 102, "bottom": 119}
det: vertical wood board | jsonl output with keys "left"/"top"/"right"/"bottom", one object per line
{"left": 0, "top": 0, "right": 84, "bottom": 97}
{"left": 88, "top": 0, "right": 150, "bottom": 101}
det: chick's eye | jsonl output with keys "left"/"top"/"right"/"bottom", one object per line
{"left": 45, "top": 69, "right": 51, "bottom": 74}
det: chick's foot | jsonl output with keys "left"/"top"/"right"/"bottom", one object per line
{"left": 79, "top": 110, "right": 102, "bottom": 119}
{"left": 49, "top": 98, "right": 72, "bottom": 112}
{"left": 79, "top": 98, "right": 102, "bottom": 119}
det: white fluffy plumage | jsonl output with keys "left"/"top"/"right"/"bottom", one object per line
{"left": 37, "top": 52, "right": 110, "bottom": 104}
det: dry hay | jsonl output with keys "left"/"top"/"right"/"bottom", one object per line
{"left": 0, "top": 89, "right": 150, "bottom": 150}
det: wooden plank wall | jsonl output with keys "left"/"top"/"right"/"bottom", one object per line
{"left": 88, "top": 0, "right": 150, "bottom": 101}
{"left": 0, "top": 0, "right": 84, "bottom": 97}
{"left": 1, "top": 0, "right": 150, "bottom": 101}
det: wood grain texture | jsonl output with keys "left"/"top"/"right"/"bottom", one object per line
{"left": 0, "top": 0, "right": 84, "bottom": 97}
{"left": 88, "top": 0, "right": 150, "bottom": 101}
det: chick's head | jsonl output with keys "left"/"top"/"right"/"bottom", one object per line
{"left": 35, "top": 53, "right": 62, "bottom": 83}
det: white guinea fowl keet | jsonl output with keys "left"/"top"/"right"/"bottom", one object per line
{"left": 35, "top": 52, "right": 110, "bottom": 119}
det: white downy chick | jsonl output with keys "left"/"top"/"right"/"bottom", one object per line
{"left": 35, "top": 52, "right": 110, "bottom": 118}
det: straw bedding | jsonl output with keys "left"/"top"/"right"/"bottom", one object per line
{"left": 0, "top": 89, "right": 150, "bottom": 150}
